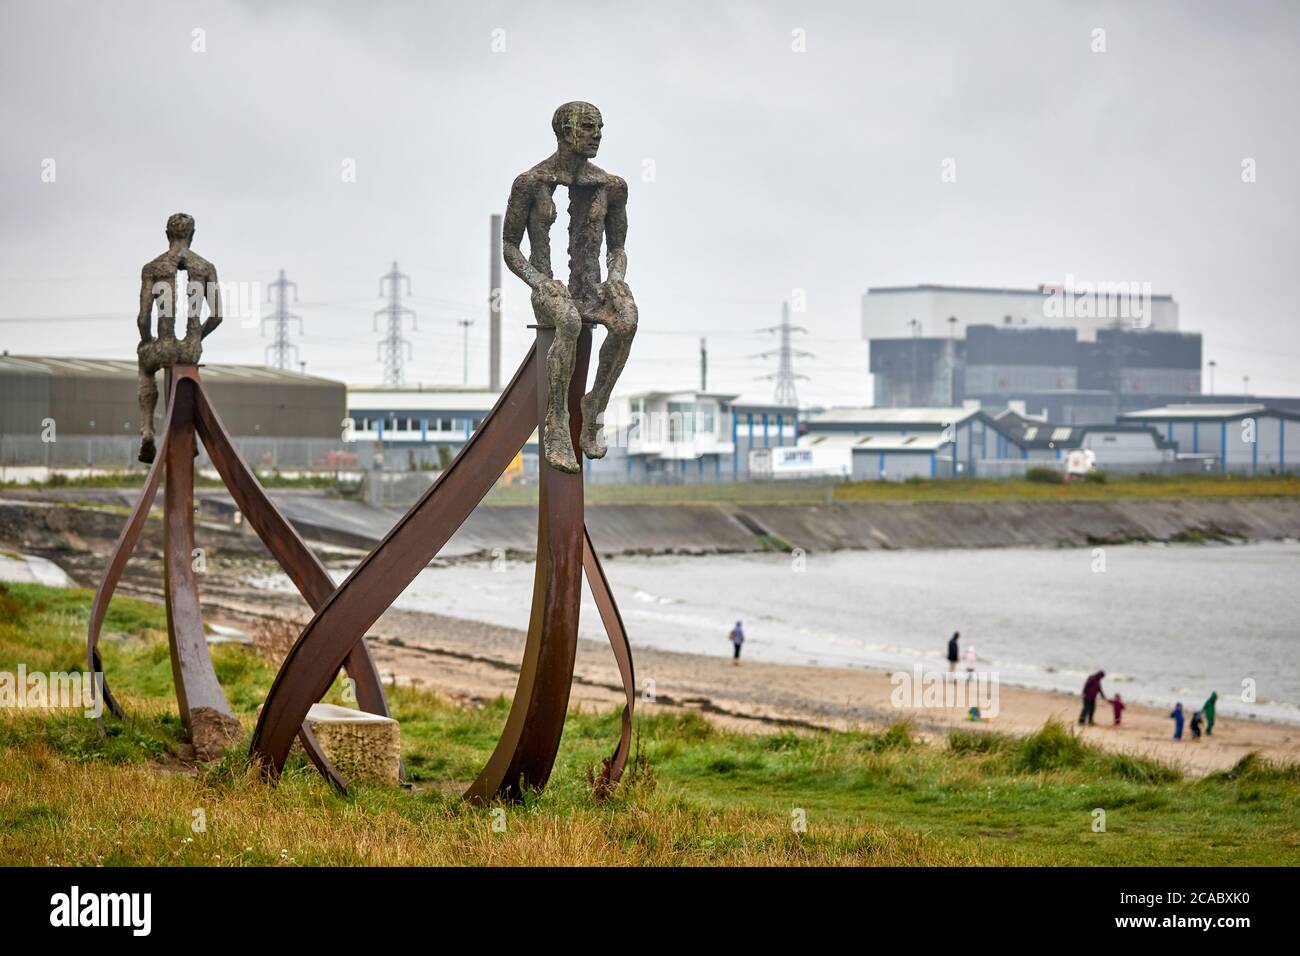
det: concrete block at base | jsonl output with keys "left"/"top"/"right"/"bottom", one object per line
{"left": 305, "top": 703, "right": 401, "bottom": 785}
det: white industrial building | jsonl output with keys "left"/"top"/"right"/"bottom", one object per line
{"left": 862, "top": 283, "right": 1180, "bottom": 342}
{"left": 800, "top": 406, "right": 1027, "bottom": 480}
{"left": 589, "top": 389, "right": 798, "bottom": 483}
{"left": 1014, "top": 423, "right": 1175, "bottom": 466}
{"left": 1120, "top": 404, "right": 1300, "bottom": 474}
{"left": 345, "top": 386, "right": 501, "bottom": 469}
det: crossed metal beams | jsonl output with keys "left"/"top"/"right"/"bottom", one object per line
{"left": 252, "top": 326, "right": 636, "bottom": 800}
{"left": 88, "top": 328, "right": 635, "bottom": 801}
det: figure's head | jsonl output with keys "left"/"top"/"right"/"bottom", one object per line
{"left": 552, "top": 101, "right": 602, "bottom": 158}
{"left": 165, "top": 212, "right": 195, "bottom": 245}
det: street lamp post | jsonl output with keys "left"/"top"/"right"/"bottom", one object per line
{"left": 459, "top": 319, "right": 475, "bottom": 386}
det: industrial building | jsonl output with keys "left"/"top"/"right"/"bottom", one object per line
{"left": 586, "top": 389, "right": 798, "bottom": 483}
{"left": 0, "top": 355, "right": 344, "bottom": 438}
{"left": 0, "top": 355, "right": 347, "bottom": 473}
{"left": 346, "top": 386, "right": 500, "bottom": 470}
{"left": 1120, "top": 404, "right": 1300, "bottom": 473}
{"left": 1010, "top": 422, "right": 1176, "bottom": 467}
{"left": 862, "top": 283, "right": 1180, "bottom": 342}
{"left": 862, "top": 284, "right": 1203, "bottom": 424}
{"left": 800, "top": 406, "right": 1027, "bottom": 479}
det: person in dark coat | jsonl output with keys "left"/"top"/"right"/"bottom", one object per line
{"left": 1078, "top": 670, "right": 1107, "bottom": 726}
{"left": 1190, "top": 710, "right": 1203, "bottom": 742}
{"left": 729, "top": 621, "right": 745, "bottom": 665}
{"left": 947, "top": 631, "right": 960, "bottom": 674}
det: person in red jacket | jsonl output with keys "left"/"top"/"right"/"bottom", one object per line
{"left": 1111, "top": 693, "right": 1126, "bottom": 727}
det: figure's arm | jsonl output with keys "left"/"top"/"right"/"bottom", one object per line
{"left": 605, "top": 175, "right": 629, "bottom": 284}
{"left": 199, "top": 264, "right": 222, "bottom": 339}
{"left": 137, "top": 270, "right": 154, "bottom": 342}
{"left": 502, "top": 174, "right": 552, "bottom": 291}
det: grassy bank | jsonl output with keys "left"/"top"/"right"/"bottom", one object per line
{"left": 1, "top": 582, "right": 1297, "bottom": 865}
{"left": 482, "top": 472, "right": 1300, "bottom": 507}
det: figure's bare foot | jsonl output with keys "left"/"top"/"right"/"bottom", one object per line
{"left": 579, "top": 394, "right": 607, "bottom": 459}
{"left": 138, "top": 435, "right": 156, "bottom": 464}
{"left": 543, "top": 414, "right": 579, "bottom": 473}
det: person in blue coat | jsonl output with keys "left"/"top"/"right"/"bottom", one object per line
{"left": 1169, "top": 701, "right": 1185, "bottom": 740}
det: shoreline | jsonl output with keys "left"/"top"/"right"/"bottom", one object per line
{"left": 201, "top": 581, "right": 1300, "bottom": 778}
{"left": 7, "top": 523, "right": 1296, "bottom": 777}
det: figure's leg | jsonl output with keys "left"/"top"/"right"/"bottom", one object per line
{"left": 534, "top": 287, "right": 582, "bottom": 474}
{"left": 137, "top": 366, "right": 158, "bottom": 464}
{"left": 580, "top": 291, "right": 638, "bottom": 459}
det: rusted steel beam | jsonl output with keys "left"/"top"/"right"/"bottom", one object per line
{"left": 192, "top": 376, "right": 377, "bottom": 790}
{"left": 251, "top": 332, "right": 637, "bottom": 800}
{"left": 87, "top": 366, "right": 349, "bottom": 784}
{"left": 250, "top": 343, "right": 542, "bottom": 777}
{"left": 465, "top": 326, "right": 590, "bottom": 802}
{"left": 582, "top": 525, "right": 636, "bottom": 788}
{"left": 161, "top": 368, "right": 234, "bottom": 732}
{"left": 86, "top": 377, "right": 177, "bottom": 725}
{"left": 192, "top": 383, "right": 392, "bottom": 725}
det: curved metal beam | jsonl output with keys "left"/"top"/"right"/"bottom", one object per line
{"left": 582, "top": 526, "right": 636, "bottom": 788}
{"left": 250, "top": 343, "right": 542, "bottom": 777}
{"left": 86, "top": 374, "right": 177, "bottom": 726}
{"left": 192, "top": 381, "right": 392, "bottom": 723}
{"left": 162, "top": 370, "right": 233, "bottom": 730}
{"left": 464, "top": 327, "right": 589, "bottom": 802}
{"left": 191, "top": 375, "right": 376, "bottom": 790}
{"left": 252, "top": 331, "right": 637, "bottom": 800}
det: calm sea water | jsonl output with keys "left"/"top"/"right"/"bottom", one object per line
{"left": 252, "top": 541, "right": 1300, "bottom": 725}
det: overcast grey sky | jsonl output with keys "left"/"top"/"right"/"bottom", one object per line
{"left": 1, "top": 0, "right": 1297, "bottom": 404}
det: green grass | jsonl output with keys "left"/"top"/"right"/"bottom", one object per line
{"left": 1, "top": 581, "right": 1297, "bottom": 865}
{"left": 834, "top": 472, "right": 1300, "bottom": 503}
{"left": 8, "top": 470, "right": 1295, "bottom": 505}
{"left": 481, "top": 473, "right": 1300, "bottom": 507}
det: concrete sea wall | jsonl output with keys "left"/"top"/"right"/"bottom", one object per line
{"left": 4, "top": 491, "right": 1298, "bottom": 560}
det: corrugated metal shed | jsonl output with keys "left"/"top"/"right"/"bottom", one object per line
{"left": 0, "top": 355, "right": 344, "bottom": 438}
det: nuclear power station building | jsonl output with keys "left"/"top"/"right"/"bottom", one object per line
{"left": 862, "top": 284, "right": 1202, "bottom": 423}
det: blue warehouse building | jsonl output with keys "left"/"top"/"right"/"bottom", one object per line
{"left": 1120, "top": 404, "right": 1299, "bottom": 474}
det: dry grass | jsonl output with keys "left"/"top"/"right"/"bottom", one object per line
{"left": 0, "top": 736, "right": 977, "bottom": 866}
{"left": 3, "top": 581, "right": 1299, "bottom": 867}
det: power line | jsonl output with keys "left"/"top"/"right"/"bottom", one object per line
{"left": 262, "top": 269, "right": 302, "bottom": 369}
{"left": 754, "top": 301, "right": 814, "bottom": 406}
{"left": 374, "top": 261, "right": 416, "bottom": 386}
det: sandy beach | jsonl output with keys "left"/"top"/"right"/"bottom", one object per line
{"left": 193, "top": 570, "right": 1300, "bottom": 778}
